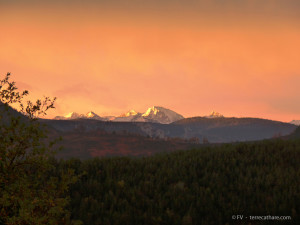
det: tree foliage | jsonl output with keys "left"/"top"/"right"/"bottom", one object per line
{"left": 0, "top": 73, "right": 80, "bottom": 225}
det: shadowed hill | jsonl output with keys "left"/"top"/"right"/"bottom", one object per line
{"left": 50, "top": 130, "right": 202, "bottom": 160}
{"left": 42, "top": 116, "right": 297, "bottom": 143}
{"left": 0, "top": 102, "right": 27, "bottom": 124}
{"left": 172, "top": 116, "right": 296, "bottom": 142}
{"left": 286, "top": 126, "right": 300, "bottom": 139}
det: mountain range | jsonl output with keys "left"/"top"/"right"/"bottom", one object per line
{"left": 54, "top": 106, "right": 185, "bottom": 124}
{"left": 40, "top": 115, "right": 298, "bottom": 159}
{"left": 54, "top": 107, "right": 300, "bottom": 127}
{"left": 53, "top": 106, "right": 227, "bottom": 124}
{"left": 45, "top": 115, "right": 297, "bottom": 143}
{"left": 1, "top": 103, "right": 299, "bottom": 158}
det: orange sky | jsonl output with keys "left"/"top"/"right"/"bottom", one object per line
{"left": 1, "top": 1, "right": 300, "bottom": 122}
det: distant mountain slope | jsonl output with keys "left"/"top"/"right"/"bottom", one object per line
{"left": 286, "top": 126, "right": 300, "bottom": 139}
{"left": 41, "top": 116, "right": 297, "bottom": 143}
{"left": 173, "top": 116, "right": 296, "bottom": 142}
{"left": 0, "top": 102, "right": 27, "bottom": 123}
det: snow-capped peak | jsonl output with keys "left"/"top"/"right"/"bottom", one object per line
{"left": 120, "top": 109, "right": 139, "bottom": 117}
{"left": 205, "top": 111, "right": 224, "bottom": 118}
{"left": 142, "top": 106, "right": 160, "bottom": 117}
{"left": 53, "top": 106, "right": 184, "bottom": 124}
{"left": 64, "top": 112, "right": 75, "bottom": 118}
{"left": 142, "top": 106, "right": 184, "bottom": 124}
{"left": 54, "top": 111, "right": 101, "bottom": 120}
{"left": 64, "top": 112, "right": 85, "bottom": 119}
{"left": 127, "top": 110, "right": 138, "bottom": 116}
{"left": 290, "top": 120, "right": 300, "bottom": 126}
{"left": 86, "top": 111, "right": 100, "bottom": 118}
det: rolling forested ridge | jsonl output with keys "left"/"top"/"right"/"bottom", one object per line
{"left": 54, "top": 138, "right": 300, "bottom": 225}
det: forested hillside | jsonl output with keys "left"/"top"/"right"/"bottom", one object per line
{"left": 52, "top": 138, "right": 300, "bottom": 225}
{"left": 53, "top": 130, "right": 201, "bottom": 159}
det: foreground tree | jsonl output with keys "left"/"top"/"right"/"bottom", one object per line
{"left": 0, "top": 73, "right": 80, "bottom": 225}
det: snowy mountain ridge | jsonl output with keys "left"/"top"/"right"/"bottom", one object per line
{"left": 205, "top": 111, "right": 224, "bottom": 118}
{"left": 141, "top": 106, "right": 184, "bottom": 124}
{"left": 54, "top": 107, "right": 227, "bottom": 124}
{"left": 290, "top": 120, "right": 300, "bottom": 126}
{"left": 54, "top": 106, "right": 185, "bottom": 124}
